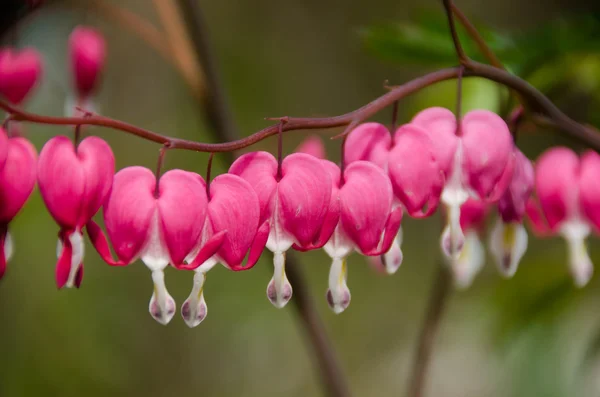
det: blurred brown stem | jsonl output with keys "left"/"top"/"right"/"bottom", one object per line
{"left": 407, "top": 264, "right": 452, "bottom": 397}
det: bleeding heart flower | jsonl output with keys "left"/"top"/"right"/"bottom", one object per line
{"left": 412, "top": 107, "right": 513, "bottom": 261}
{"left": 88, "top": 166, "right": 224, "bottom": 325}
{"left": 0, "top": 131, "right": 37, "bottom": 279}
{"left": 296, "top": 135, "right": 326, "bottom": 159}
{"left": 489, "top": 148, "right": 534, "bottom": 277}
{"left": 179, "top": 173, "right": 269, "bottom": 328}
{"left": 69, "top": 26, "right": 106, "bottom": 105}
{"left": 345, "top": 122, "right": 445, "bottom": 273}
{"left": 322, "top": 160, "right": 402, "bottom": 313}
{"left": 0, "top": 48, "right": 43, "bottom": 104}
{"left": 449, "top": 198, "right": 488, "bottom": 288}
{"left": 37, "top": 136, "right": 114, "bottom": 289}
{"left": 526, "top": 147, "right": 600, "bottom": 287}
{"left": 230, "top": 151, "right": 332, "bottom": 308}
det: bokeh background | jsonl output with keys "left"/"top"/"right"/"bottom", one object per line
{"left": 1, "top": 0, "right": 600, "bottom": 396}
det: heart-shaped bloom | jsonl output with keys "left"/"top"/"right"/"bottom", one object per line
{"left": 69, "top": 26, "right": 106, "bottom": 107}
{"left": 0, "top": 48, "right": 43, "bottom": 104}
{"left": 88, "top": 167, "right": 225, "bottom": 325}
{"left": 230, "top": 151, "right": 332, "bottom": 308}
{"left": 0, "top": 131, "right": 37, "bottom": 278}
{"left": 320, "top": 160, "right": 402, "bottom": 313}
{"left": 344, "top": 123, "right": 442, "bottom": 273}
{"left": 527, "top": 148, "right": 600, "bottom": 287}
{"left": 179, "top": 173, "right": 269, "bottom": 327}
{"left": 411, "top": 107, "right": 513, "bottom": 261}
{"left": 489, "top": 148, "right": 534, "bottom": 277}
{"left": 37, "top": 136, "right": 114, "bottom": 289}
{"left": 450, "top": 198, "right": 488, "bottom": 289}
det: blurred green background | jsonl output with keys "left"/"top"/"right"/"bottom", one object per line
{"left": 2, "top": 0, "right": 600, "bottom": 396}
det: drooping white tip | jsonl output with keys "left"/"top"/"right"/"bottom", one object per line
{"left": 266, "top": 251, "right": 292, "bottom": 308}
{"left": 149, "top": 270, "right": 176, "bottom": 325}
{"left": 56, "top": 230, "right": 85, "bottom": 289}
{"left": 561, "top": 222, "right": 593, "bottom": 287}
{"left": 182, "top": 270, "right": 208, "bottom": 328}
{"left": 451, "top": 231, "right": 485, "bottom": 289}
{"left": 489, "top": 219, "right": 528, "bottom": 278}
{"left": 326, "top": 256, "right": 351, "bottom": 314}
{"left": 382, "top": 228, "right": 403, "bottom": 275}
{"left": 4, "top": 231, "right": 13, "bottom": 262}
{"left": 440, "top": 203, "right": 465, "bottom": 261}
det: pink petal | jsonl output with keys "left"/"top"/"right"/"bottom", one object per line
{"left": 363, "top": 206, "right": 403, "bottom": 256}
{"left": 75, "top": 136, "right": 115, "bottom": 225}
{"left": 344, "top": 122, "right": 391, "bottom": 169}
{"left": 103, "top": 166, "right": 156, "bottom": 264}
{"left": 339, "top": 161, "right": 393, "bottom": 254}
{"left": 55, "top": 231, "right": 73, "bottom": 289}
{"left": 461, "top": 110, "right": 513, "bottom": 200}
{"left": 296, "top": 135, "right": 326, "bottom": 159}
{"left": 206, "top": 173, "right": 261, "bottom": 269}
{"left": 246, "top": 220, "right": 270, "bottom": 268}
{"left": 0, "top": 137, "right": 37, "bottom": 223}
{"left": 85, "top": 220, "right": 126, "bottom": 266}
{"left": 278, "top": 153, "right": 332, "bottom": 248}
{"left": 0, "top": 48, "right": 43, "bottom": 104}
{"left": 388, "top": 124, "right": 443, "bottom": 218}
{"left": 535, "top": 147, "right": 579, "bottom": 230}
{"left": 0, "top": 228, "right": 7, "bottom": 279}
{"left": 0, "top": 128, "right": 7, "bottom": 169}
{"left": 38, "top": 136, "right": 114, "bottom": 229}
{"left": 525, "top": 197, "right": 553, "bottom": 237}
{"left": 580, "top": 150, "right": 600, "bottom": 231}
{"left": 157, "top": 170, "right": 208, "bottom": 265}
{"left": 410, "top": 107, "right": 458, "bottom": 175}
{"left": 69, "top": 26, "right": 107, "bottom": 98}
{"left": 180, "top": 230, "right": 227, "bottom": 270}
{"left": 460, "top": 198, "right": 488, "bottom": 233}
{"left": 498, "top": 149, "right": 534, "bottom": 222}
{"left": 229, "top": 151, "right": 278, "bottom": 223}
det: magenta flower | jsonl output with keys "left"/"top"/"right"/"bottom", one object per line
{"left": 37, "top": 136, "right": 114, "bottom": 289}
{"left": 296, "top": 135, "right": 326, "bottom": 159}
{"left": 344, "top": 123, "right": 443, "bottom": 272}
{"left": 69, "top": 26, "right": 106, "bottom": 110}
{"left": 230, "top": 151, "right": 333, "bottom": 308}
{"left": 179, "top": 173, "right": 269, "bottom": 327}
{"left": 0, "top": 130, "right": 37, "bottom": 278}
{"left": 489, "top": 148, "right": 534, "bottom": 277}
{"left": 320, "top": 160, "right": 402, "bottom": 313}
{"left": 90, "top": 167, "right": 225, "bottom": 325}
{"left": 527, "top": 148, "right": 600, "bottom": 287}
{"left": 411, "top": 107, "right": 513, "bottom": 261}
{"left": 0, "top": 48, "right": 43, "bottom": 104}
{"left": 451, "top": 198, "right": 488, "bottom": 288}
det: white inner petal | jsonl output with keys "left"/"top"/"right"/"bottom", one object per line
{"left": 56, "top": 230, "right": 85, "bottom": 289}
{"left": 323, "top": 225, "right": 353, "bottom": 260}
{"left": 381, "top": 228, "right": 403, "bottom": 275}
{"left": 561, "top": 220, "right": 593, "bottom": 287}
{"left": 149, "top": 269, "right": 176, "bottom": 325}
{"left": 4, "top": 230, "right": 13, "bottom": 262}
{"left": 265, "top": 193, "right": 294, "bottom": 253}
{"left": 489, "top": 219, "right": 528, "bottom": 278}
{"left": 182, "top": 264, "right": 214, "bottom": 328}
{"left": 266, "top": 251, "right": 292, "bottom": 309}
{"left": 327, "top": 256, "right": 351, "bottom": 314}
{"left": 140, "top": 211, "right": 170, "bottom": 272}
{"left": 452, "top": 230, "right": 485, "bottom": 289}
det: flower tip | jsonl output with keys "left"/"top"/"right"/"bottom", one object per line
{"left": 266, "top": 277, "right": 293, "bottom": 309}
{"left": 326, "top": 288, "right": 351, "bottom": 314}
{"left": 181, "top": 296, "right": 208, "bottom": 328}
{"left": 149, "top": 292, "right": 176, "bottom": 325}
